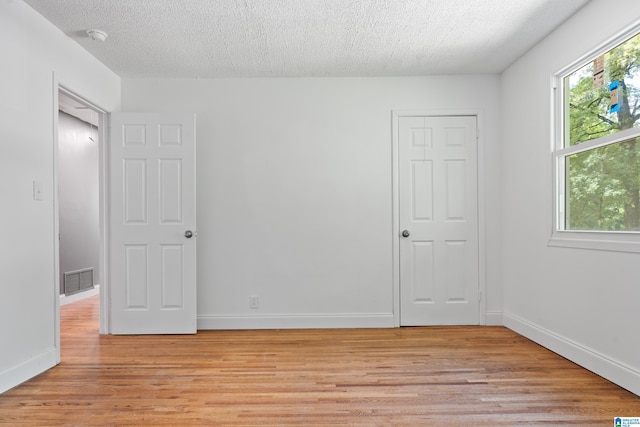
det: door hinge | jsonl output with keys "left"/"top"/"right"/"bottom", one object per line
{"left": 476, "top": 128, "right": 480, "bottom": 139}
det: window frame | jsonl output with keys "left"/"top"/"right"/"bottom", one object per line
{"left": 549, "top": 22, "right": 640, "bottom": 253}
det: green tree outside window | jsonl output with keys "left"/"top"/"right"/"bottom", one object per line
{"left": 565, "top": 33, "right": 640, "bottom": 231}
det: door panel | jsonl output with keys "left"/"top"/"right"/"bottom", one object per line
{"left": 161, "top": 244, "right": 184, "bottom": 308}
{"left": 110, "top": 112, "right": 196, "bottom": 334}
{"left": 411, "top": 240, "right": 434, "bottom": 302}
{"left": 159, "top": 159, "right": 183, "bottom": 223}
{"left": 411, "top": 160, "right": 433, "bottom": 220}
{"left": 125, "top": 244, "right": 148, "bottom": 308}
{"left": 124, "top": 159, "right": 147, "bottom": 223}
{"left": 399, "top": 116, "right": 479, "bottom": 326}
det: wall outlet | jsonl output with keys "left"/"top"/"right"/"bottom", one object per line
{"left": 33, "top": 181, "right": 43, "bottom": 201}
{"left": 249, "top": 295, "right": 259, "bottom": 309}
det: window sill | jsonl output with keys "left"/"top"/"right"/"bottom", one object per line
{"left": 548, "top": 231, "right": 640, "bottom": 254}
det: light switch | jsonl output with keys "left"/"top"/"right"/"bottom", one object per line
{"left": 33, "top": 181, "right": 43, "bottom": 201}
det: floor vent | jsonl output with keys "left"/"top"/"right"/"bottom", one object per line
{"left": 63, "top": 268, "right": 94, "bottom": 296}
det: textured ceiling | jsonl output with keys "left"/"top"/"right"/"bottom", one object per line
{"left": 24, "top": 0, "right": 590, "bottom": 78}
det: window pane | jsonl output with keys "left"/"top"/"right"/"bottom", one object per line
{"left": 566, "top": 137, "right": 640, "bottom": 231}
{"left": 565, "top": 32, "right": 640, "bottom": 147}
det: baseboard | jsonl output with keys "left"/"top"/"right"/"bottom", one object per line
{"left": 0, "top": 347, "right": 57, "bottom": 394}
{"left": 485, "top": 311, "right": 503, "bottom": 326}
{"left": 59, "top": 285, "right": 99, "bottom": 306}
{"left": 198, "top": 313, "right": 396, "bottom": 330}
{"left": 504, "top": 312, "right": 640, "bottom": 396}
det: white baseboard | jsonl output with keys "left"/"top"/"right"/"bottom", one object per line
{"left": 0, "top": 347, "right": 57, "bottom": 394}
{"left": 504, "top": 312, "right": 640, "bottom": 396}
{"left": 200, "top": 312, "right": 504, "bottom": 329}
{"left": 485, "top": 311, "right": 503, "bottom": 325}
{"left": 59, "top": 285, "right": 99, "bottom": 306}
{"left": 198, "top": 313, "right": 396, "bottom": 330}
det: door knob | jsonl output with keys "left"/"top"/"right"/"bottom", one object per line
{"left": 402, "top": 230, "right": 410, "bottom": 238}
{"left": 184, "top": 230, "right": 193, "bottom": 238}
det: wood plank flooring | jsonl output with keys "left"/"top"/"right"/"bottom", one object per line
{"left": 1, "top": 295, "right": 639, "bottom": 426}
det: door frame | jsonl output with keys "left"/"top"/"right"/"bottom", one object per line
{"left": 53, "top": 76, "right": 111, "bottom": 362}
{"left": 391, "top": 109, "right": 487, "bottom": 327}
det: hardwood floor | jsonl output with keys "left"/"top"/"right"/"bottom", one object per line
{"left": 1, "top": 296, "right": 639, "bottom": 426}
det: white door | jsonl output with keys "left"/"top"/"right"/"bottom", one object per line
{"left": 109, "top": 113, "right": 196, "bottom": 334}
{"left": 399, "top": 115, "right": 479, "bottom": 326}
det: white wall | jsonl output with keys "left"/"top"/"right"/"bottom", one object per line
{"left": 501, "top": 0, "right": 640, "bottom": 395}
{"left": 122, "top": 76, "right": 503, "bottom": 329}
{"left": 0, "top": 1, "right": 120, "bottom": 393}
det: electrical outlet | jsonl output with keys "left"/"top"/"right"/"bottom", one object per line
{"left": 33, "top": 181, "right": 43, "bottom": 201}
{"left": 249, "top": 295, "right": 259, "bottom": 309}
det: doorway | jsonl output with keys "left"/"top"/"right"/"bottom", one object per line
{"left": 55, "top": 88, "right": 106, "bottom": 337}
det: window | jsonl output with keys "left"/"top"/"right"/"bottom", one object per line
{"left": 551, "top": 25, "right": 640, "bottom": 252}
